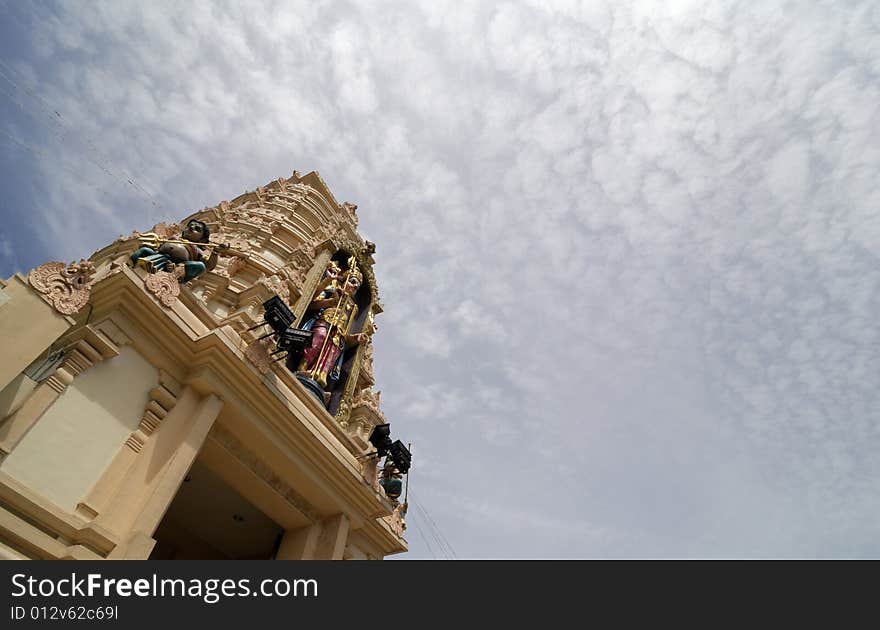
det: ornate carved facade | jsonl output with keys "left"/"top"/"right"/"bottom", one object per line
{"left": 0, "top": 171, "right": 405, "bottom": 560}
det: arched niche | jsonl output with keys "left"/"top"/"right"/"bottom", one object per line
{"left": 292, "top": 245, "right": 379, "bottom": 420}
{"left": 325, "top": 250, "right": 373, "bottom": 417}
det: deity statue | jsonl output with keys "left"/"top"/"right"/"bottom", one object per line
{"left": 315, "top": 259, "right": 343, "bottom": 297}
{"left": 295, "top": 257, "right": 371, "bottom": 404}
{"left": 379, "top": 459, "right": 403, "bottom": 507}
{"left": 129, "top": 219, "right": 230, "bottom": 282}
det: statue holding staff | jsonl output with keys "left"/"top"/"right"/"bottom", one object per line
{"left": 296, "top": 256, "right": 372, "bottom": 403}
{"left": 129, "top": 219, "right": 234, "bottom": 282}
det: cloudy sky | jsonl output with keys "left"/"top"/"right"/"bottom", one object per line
{"left": 1, "top": 0, "right": 878, "bottom": 558}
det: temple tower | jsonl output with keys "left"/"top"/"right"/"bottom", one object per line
{"left": 0, "top": 171, "right": 407, "bottom": 559}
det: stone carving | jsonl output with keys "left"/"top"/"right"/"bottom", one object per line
{"left": 361, "top": 342, "right": 375, "bottom": 383}
{"left": 309, "top": 218, "right": 347, "bottom": 254}
{"left": 28, "top": 260, "right": 96, "bottom": 315}
{"left": 279, "top": 248, "right": 314, "bottom": 291}
{"left": 149, "top": 222, "right": 182, "bottom": 239}
{"left": 259, "top": 273, "right": 290, "bottom": 305}
{"left": 353, "top": 387, "right": 382, "bottom": 415}
{"left": 383, "top": 506, "right": 406, "bottom": 537}
{"left": 244, "top": 337, "right": 272, "bottom": 375}
{"left": 336, "top": 399, "right": 352, "bottom": 426}
{"left": 213, "top": 231, "right": 260, "bottom": 254}
{"left": 324, "top": 238, "right": 380, "bottom": 306}
{"left": 342, "top": 202, "right": 359, "bottom": 228}
{"left": 348, "top": 387, "right": 384, "bottom": 442}
{"left": 289, "top": 248, "right": 313, "bottom": 271}
{"left": 212, "top": 254, "right": 247, "bottom": 279}
{"left": 144, "top": 266, "right": 185, "bottom": 307}
{"left": 360, "top": 455, "right": 382, "bottom": 493}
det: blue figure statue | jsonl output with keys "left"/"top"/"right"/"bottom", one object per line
{"left": 130, "top": 219, "right": 226, "bottom": 282}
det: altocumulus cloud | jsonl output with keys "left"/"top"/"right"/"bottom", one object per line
{"left": 0, "top": 0, "right": 878, "bottom": 558}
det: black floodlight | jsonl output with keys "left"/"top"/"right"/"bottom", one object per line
{"left": 262, "top": 295, "right": 296, "bottom": 334}
{"left": 388, "top": 439, "right": 411, "bottom": 474}
{"left": 276, "top": 327, "right": 311, "bottom": 352}
{"left": 368, "top": 423, "right": 393, "bottom": 457}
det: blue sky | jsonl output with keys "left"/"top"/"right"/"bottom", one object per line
{"left": 1, "top": 0, "right": 879, "bottom": 558}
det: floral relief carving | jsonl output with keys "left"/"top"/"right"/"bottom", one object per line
{"left": 342, "top": 202, "right": 359, "bottom": 228}
{"left": 214, "top": 255, "right": 246, "bottom": 278}
{"left": 360, "top": 456, "right": 382, "bottom": 494}
{"left": 28, "top": 260, "right": 96, "bottom": 315}
{"left": 144, "top": 266, "right": 184, "bottom": 307}
{"left": 225, "top": 233, "right": 261, "bottom": 252}
{"left": 353, "top": 387, "right": 382, "bottom": 414}
{"left": 149, "top": 222, "right": 182, "bottom": 239}
{"left": 259, "top": 273, "right": 290, "bottom": 305}
{"left": 244, "top": 337, "right": 272, "bottom": 375}
{"left": 361, "top": 342, "right": 375, "bottom": 382}
{"left": 287, "top": 268, "right": 308, "bottom": 291}
{"left": 290, "top": 248, "right": 312, "bottom": 269}
{"left": 383, "top": 510, "right": 405, "bottom": 538}
{"left": 309, "top": 218, "right": 347, "bottom": 254}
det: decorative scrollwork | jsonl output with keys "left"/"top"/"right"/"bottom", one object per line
{"left": 28, "top": 260, "right": 95, "bottom": 315}
{"left": 144, "top": 266, "right": 184, "bottom": 307}
{"left": 353, "top": 387, "right": 382, "bottom": 414}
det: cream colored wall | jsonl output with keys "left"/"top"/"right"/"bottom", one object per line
{"left": 0, "top": 346, "right": 158, "bottom": 513}
{"left": 0, "top": 276, "right": 71, "bottom": 392}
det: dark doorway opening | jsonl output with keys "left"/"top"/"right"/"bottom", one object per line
{"left": 149, "top": 460, "right": 283, "bottom": 559}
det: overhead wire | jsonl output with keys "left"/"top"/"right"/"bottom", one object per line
{"left": 0, "top": 127, "right": 117, "bottom": 200}
{"left": 0, "top": 56, "right": 165, "bottom": 212}
{"left": 416, "top": 496, "right": 458, "bottom": 559}
{"left": 408, "top": 511, "right": 439, "bottom": 560}
{"left": 410, "top": 494, "right": 457, "bottom": 560}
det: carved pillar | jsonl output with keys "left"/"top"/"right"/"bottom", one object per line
{"left": 95, "top": 389, "right": 223, "bottom": 538}
{"left": 337, "top": 342, "right": 368, "bottom": 425}
{"left": 276, "top": 513, "right": 350, "bottom": 560}
{"left": 129, "top": 392, "right": 222, "bottom": 536}
{"left": 75, "top": 371, "right": 182, "bottom": 520}
{"left": 0, "top": 329, "right": 119, "bottom": 460}
{"left": 292, "top": 248, "right": 332, "bottom": 327}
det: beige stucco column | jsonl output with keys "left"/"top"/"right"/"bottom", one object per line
{"left": 76, "top": 372, "right": 182, "bottom": 521}
{"left": 95, "top": 388, "right": 223, "bottom": 544}
{"left": 276, "top": 513, "right": 350, "bottom": 560}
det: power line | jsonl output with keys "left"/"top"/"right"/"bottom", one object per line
{"left": 0, "top": 127, "right": 116, "bottom": 200}
{"left": 409, "top": 511, "right": 438, "bottom": 560}
{"left": 417, "top": 497, "right": 457, "bottom": 559}
{"left": 0, "top": 57, "right": 164, "bottom": 210}
{"left": 410, "top": 495, "right": 457, "bottom": 560}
